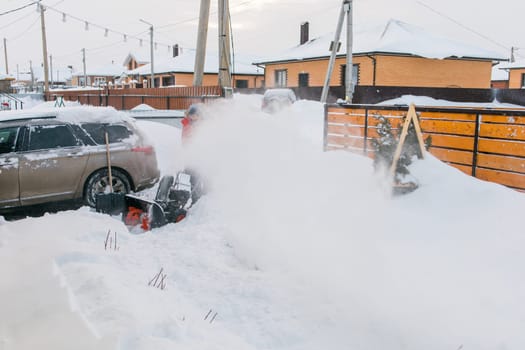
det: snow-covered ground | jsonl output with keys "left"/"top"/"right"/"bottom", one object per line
{"left": 1, "top": 95, "right": 524, "bottom": 350}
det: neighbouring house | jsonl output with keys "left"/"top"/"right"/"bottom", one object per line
{"left": 71, "top": 62, "right": 128, "bottom": 87}
{"left": 497, "top": 60, "right": 525, "bottom": 89}
{"left": 128, "top": 49, "right": 264, "bottom": 88}
{"left": 254, "top": 19, "right": 506, "bottom": 89}
{"left": 0, "top": 74, "right": 14, "bottom": 93}
{"left": 491, "top": 62, "right": 509, "bottom": 89}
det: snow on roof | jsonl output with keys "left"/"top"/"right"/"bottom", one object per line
{"left": 497, "top": 59, "right": 525, "bottom": 70}
{"left": 129, "top": 50, "right": 264, "bottom": 76}
{"left": 0, "top": 73, "right": 14, "bottom": 80}
{"left": 72, "top": 62, "right": 128, "bottom": 77}
{"left": 123, "top": 50, "right": 171, "bottom": 66}
{"left": 255, "top": 19, "right": 506, "bottom": 64}
{"left": 0, "top": 106, "right": 132, "bottom": 123}
{"left": 492, "top": 62, "right": 509, "bottom": 81}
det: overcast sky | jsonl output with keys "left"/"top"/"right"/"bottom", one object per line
{"left": 1, "top": 0, "right": 524, "bottom": 75}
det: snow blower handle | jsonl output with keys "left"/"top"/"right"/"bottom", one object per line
{"left": 104, "top": 129, "right": 113, "bottom": 192}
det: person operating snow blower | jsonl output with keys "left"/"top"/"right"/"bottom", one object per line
{"left": 102, "top": 104, "right": 208, "bottom": 231}
{"left": 179, "top": 103, "right": 206, "bottom": 203}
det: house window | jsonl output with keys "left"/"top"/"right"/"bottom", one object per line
{"left": 94, "top": 77, "right": 106, "bottom": 86}
{"left": 274, "top": 69, "right": 288, "bottom": 87}
{"left": 521, "top": 74, "right": 525, "bottom": 88}
{"left": 235, "top": 79, "right": 248, "bottom": 88}
{"left": 298, "top": 73, "right": 309, "bottom": 87}
{"left": 340, "top": 64, "right": 359, "bottom": 87}
{"left": 162, "top": 76, "right": 174, "bottom": 87}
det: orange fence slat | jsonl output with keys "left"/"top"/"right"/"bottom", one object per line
{"left": 479, "top": 123, "right": 525, "bottom": 141}
{"left": 327, "top": 114, "right": 366, "bottom": 125}
{"left": 477, "top": 153, "right": 525, "bottom": 174}
{"left": 476, "top": 168, "right": 525, "bottom": 190}
{"left": 423, "top": 133, "right": 474, "bottom": 151}
{"left": 478, "top": 139, "right": 525, "bottom": 157}
{"left": 419, "top": 111, "right": 477, "bottom": 121}
{"left": 428, "top": 148, "right": 473, "bottom": 165}
{"left": 481, "top": 115, "right": 525, "bottom": 125}
{"left": 326, "top": 135, "right": 367, "bottom": 150}
{"left": 327, "top": 124, "right": 365, "bottom": 137}
{"left": 420, "top": 119, "right": 476, "bottom": 136}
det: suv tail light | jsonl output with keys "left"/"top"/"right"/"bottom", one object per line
{"left": 131, "top": 145, "right": 154, "bottom": 155}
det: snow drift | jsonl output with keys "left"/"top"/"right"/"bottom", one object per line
{"left": 1, "top": 95, "right": 524, "bottom": 350}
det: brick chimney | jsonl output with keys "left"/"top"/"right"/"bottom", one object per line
{"left": 300, "top": 22, "right": 309, "bottom": 45}
{"left": 173, "top": 44, "right": 180, "bottom": 57}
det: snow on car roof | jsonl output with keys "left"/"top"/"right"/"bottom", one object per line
{"left": 0, "top": 106, "right": 133, "bottom": 124}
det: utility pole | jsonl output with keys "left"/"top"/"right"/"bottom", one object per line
{"left": 3, "top": 38, "right": 8, "bottom": 75}
{"left": 218, "top": 0, "right": 232, "bottom": 90}
{"left": 29, "top": 60, "right": 34, "bottom": 91}
{"left": 511, "top": 46, "right": 516, "bottom": 63}
{"left": 193, "top": 0, "right": 211, "bottom": 86}
{"left": 345, "top": 0, "right": 354, "bottom": 102}
{"left": 50, "top": 54, "right": 53, "bottom": 88}
{"left": 320, "top": 0, "right": 347, "bottom": 103}
{"left": 82, "top": 48, "right": 87, "bottom": 87}
{"left": 140, "top": 19, "right": 155, "bottom": 88}
{"left": 39, "top": 3, "right": 50, "bottom": 93}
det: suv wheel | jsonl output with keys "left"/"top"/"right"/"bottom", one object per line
{"left": 84, "top": 168, "right": 131, "bottom": 207}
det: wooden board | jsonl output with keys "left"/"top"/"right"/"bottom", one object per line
{"left": 477, "top": 153, "right": 525, "bottom": 174}
{"left": 479, "top": 124, "right": 525, "bottom": 141}
{"left": 423, "top": 133, "right": 474, "bottom": 151}
{"left": 476, "top": 168, "right": 525, "bottom": 190}
{"left": 478, "top": 139, "right": 525, "bottom": 157}
{"left": 429, "top": 148, "right": 473, "bottom": 165}
{"left": 420, "top": 120, "right": 476, "bottom": 136}
{"left": 327, "top": 114, "right": 366, "bottom": 125}
{"left": 419, "top": 111, "right": 477, "bottom": 122}
{"left": 481, "top": 115, "right": 525, "bottom": 125}
{"left": 327, "top": 124, "right": 365, "bottom": 137}
{"left": 326, "top": 135, "right": 367, "bottom": 150}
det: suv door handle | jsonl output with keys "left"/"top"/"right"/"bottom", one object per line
{"left": 0, "top": 159, "right": 18, "bottom": 166}
{"left": 66, "top": 151, "right": 83, "bottom": 157}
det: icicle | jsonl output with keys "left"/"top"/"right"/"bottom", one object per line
{"left": 85, "top": 21, "right": 89, "bottom": 31}
{"left": 62, "top": 13, "right": 66, "bottom": 22}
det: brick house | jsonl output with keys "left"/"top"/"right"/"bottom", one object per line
{"left": 497, "top": 60, "right": 525, "bottom": 88}
{"left": 129, "top": 49, "right": 264, "bottom": 88}
{"left": 71, "top": 62, "right": 128, "bottom": 87}
{"left": 254, "top": 20, "right": 505, "bottom": 89}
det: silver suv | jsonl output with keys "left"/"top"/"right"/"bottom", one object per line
{"left": 0, "top": 107, "right": 160, "bottom": 212}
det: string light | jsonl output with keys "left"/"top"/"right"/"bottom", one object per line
{"left": 41, "top": 3, "right": 192, "bottom": 53}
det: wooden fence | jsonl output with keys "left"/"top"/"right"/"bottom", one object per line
{"left": 46, "top": 86, "right": 224, "bottom": 110}
{"left": 325, "top": 104, "right": 525, "bottom": 191}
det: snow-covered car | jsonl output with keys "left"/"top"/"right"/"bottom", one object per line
{"left": 261, "top": 88, "right": 297, "bottom": 113}
{"left": 0, "top": 107, "right": 160, "bottom": 212}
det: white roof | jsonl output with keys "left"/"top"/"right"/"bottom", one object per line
{"left": 129, "top": 50, "right": 263, "bottom": 76}
{"left": 492, "top": 62, "right": 509, "bottom": 81}
{"left": 497, "top": 59, "right": 525, "bottom": 70}
{"left": 255, "top": 19, "right": 506, "bottom": 64}
{"left": 14, "top": 66, "right": 72, "bottom": 83}
{"left": 72, "top": 62, "right": 128, "bottom": 77}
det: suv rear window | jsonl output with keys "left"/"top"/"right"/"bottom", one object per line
{"left": 81, "top": 123, "right": 132, "bottom": 144}
{"left": 0, "top": 127, "right": 19, "bottom": 154}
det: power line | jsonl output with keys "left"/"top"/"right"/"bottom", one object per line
{"left": 8, "top": 14, "right": 40, "bottom": 41}
{"left": 415, "top": 0, "right": 510, "bottom": 50}
{"left": 0, "top": 1, "right": 40, "bottom": 17}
